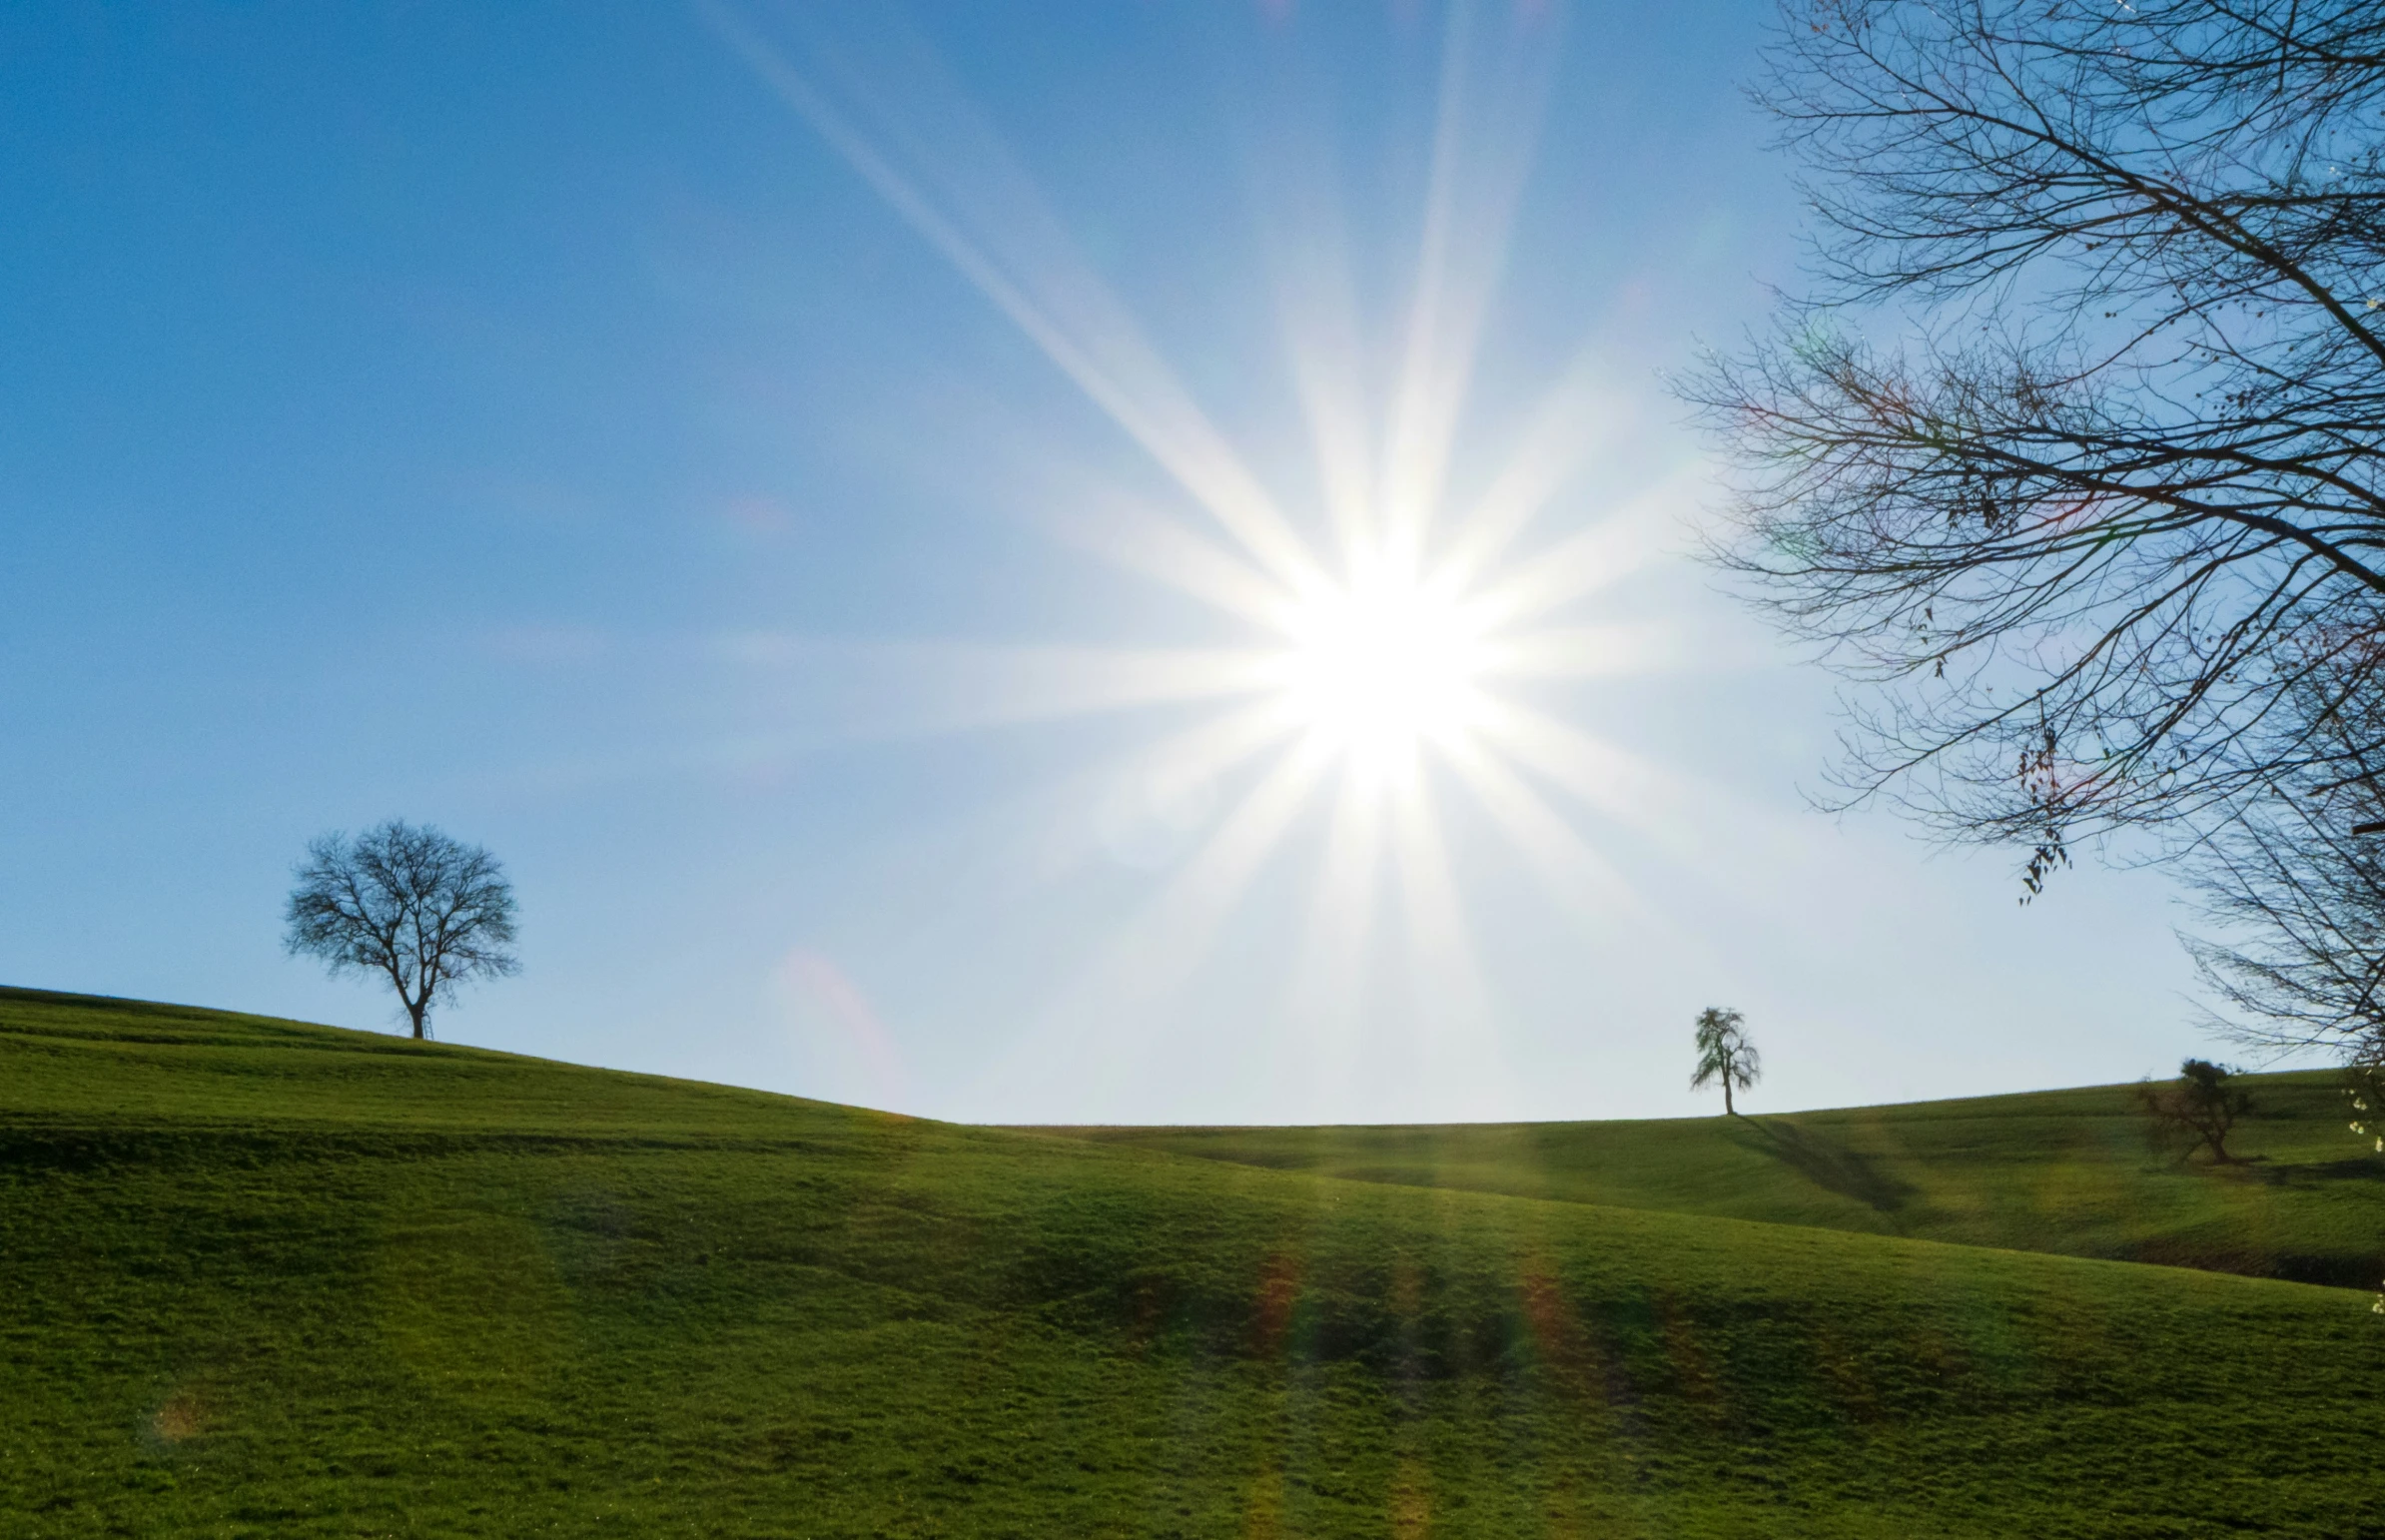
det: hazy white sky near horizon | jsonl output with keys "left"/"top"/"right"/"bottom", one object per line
{"left": 0, "top": 1, "right": 2244, "bottom": 1124}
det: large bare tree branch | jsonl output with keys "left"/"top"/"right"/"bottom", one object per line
{"left": 1684, "top": 0, "right": 2385, "bottom": 880}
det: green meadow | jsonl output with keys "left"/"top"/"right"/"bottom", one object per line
{"left": 4, "top": 985, "right": 2382, "bottom": 1538}
{"left": 1049, "top": 1073, "right": 2385, "bottom": 1287}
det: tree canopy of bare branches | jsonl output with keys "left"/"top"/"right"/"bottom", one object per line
{"left": 2184, "top": 644, "right": 2385, "bottom": 1060}
{"left": 2186, "top": 797, "right": 2385, "bottom": 1059}
{"left": 1684, "top": 0, "right": 2385, "bottom": 887}
{"left": 285, "top": 820, "right": 520, "bottom": 1040}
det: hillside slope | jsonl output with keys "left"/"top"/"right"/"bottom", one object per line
{"left": 1047, "top": 1074, "right": 2385, "bottom": 1286}
{"left": 4, "top": 987, "right": 2382, "bottom": 1538}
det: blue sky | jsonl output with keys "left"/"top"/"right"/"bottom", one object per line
{"left": 0, "top": 1, "right": 2221, "bottom": 1124}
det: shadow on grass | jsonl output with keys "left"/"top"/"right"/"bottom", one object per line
{"left": 2236, "top": 1154, "right": 2385, "bottom": 1185}
{"left": 1739, "top": 1118, "right": 1919, "bottom": 1215}
{"left": 2123, "top": 1230, "right": 2383, "bottom": 1288}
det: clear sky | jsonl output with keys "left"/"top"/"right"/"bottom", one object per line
{"left": 0, "top": 1, "right": 2230, "bottom": 1125}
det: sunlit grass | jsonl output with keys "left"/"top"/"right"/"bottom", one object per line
{"left": 6, "top": 988, "right": 2382, "bottom": 1537}
{"left": 1052, "top": 1075, "right": 2385, "bottom": 1288}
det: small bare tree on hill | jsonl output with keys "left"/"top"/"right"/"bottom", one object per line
{"left": 2136, "top": 1058, "right": 2254, "bottom": 1164}
{"left": 1692, "top": 1008, "right": 1762, "bottom": 1117}
{"left": 285, "top": 820, "right": 520, "bottom": 1040}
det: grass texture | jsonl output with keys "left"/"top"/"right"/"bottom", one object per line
{"left": 1046, "top": 1072, "right": 2385, "bottom": 1286}
{"left": 3, "top": 985, "right": 2382, "bottom": 1538}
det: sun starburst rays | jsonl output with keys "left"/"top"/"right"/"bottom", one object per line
{"left": 714, "top": 1, "right": 1674, "bottom": 1095}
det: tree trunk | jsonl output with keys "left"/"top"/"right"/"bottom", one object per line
{"left": 407, "top": 998, "right": 427, "bottom": 1040}
{"left": 1724, "top": 1081, "right": 1735, "bottom": 1117}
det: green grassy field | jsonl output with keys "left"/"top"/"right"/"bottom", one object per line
{"left": 1043, "top": 1074, "right": 2385, "bottom": 1287}
{"left": 4, "top": 985, "right": 2383, "bottom": 1538}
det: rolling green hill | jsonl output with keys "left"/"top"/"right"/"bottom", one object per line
{"left": 4, "top": 985, "right": 2383, "bottom": 1538}
{"left": 1044, "top": 1073, "right": 2385, "bottom": 1287}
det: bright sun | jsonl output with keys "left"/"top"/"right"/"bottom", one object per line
{"left": 727, "top": 0, "right": 1670, "bottom": 1082}
{"left": 1277, "top": 563, "right": 1489, "bottom": 776}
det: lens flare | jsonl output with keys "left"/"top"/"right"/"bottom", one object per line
{"left": 713, "top": 0, "right": 1721, "bottom": 1112}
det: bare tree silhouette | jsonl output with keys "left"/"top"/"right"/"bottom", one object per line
{"left": 286, "top": 820, "right": 519, "bottom": 1040}
{"left": 1683, "top": 0, "right": 2385, "bottom": 891}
